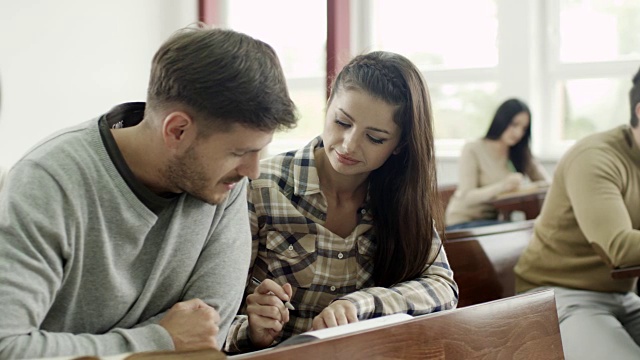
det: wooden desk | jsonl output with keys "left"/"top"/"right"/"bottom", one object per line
{"left": 490, "top": 186, "right": 548, "bottom": 221}
{"left": 443, "top": 220, "right": 535, "bottom": 307}
{"left": 232, "top": 290, "right": 564, "bottom": 360}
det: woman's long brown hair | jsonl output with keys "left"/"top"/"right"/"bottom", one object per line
{"left": 328, "top": 51, "right": 443, "bottom": 287}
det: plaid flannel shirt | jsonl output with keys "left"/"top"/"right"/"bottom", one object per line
{"left": 225, "top": 137, "right": 458, "bottom": 353}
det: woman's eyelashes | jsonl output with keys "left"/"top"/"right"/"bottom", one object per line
{"left": 335, "top": 119, "right": 350, "bottom": 128}
{"left": 334, "top": 119, "right": 387, "bottom": 144}
{"left": 367, "top": 135, "right": 385, "bottom": 144}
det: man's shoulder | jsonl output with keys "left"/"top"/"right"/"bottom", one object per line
{"left": 20, "top": 119, "right": 98, "bottom": 164}
{"left": 9, "top": 119, "right": 105, "bottom": 191}
{"left": 563, "top": 126, "right": 626, "bottom": 162}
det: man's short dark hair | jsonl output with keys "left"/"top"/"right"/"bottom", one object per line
{"left": 147, "top": 24, "right": 297, "bottom": 133}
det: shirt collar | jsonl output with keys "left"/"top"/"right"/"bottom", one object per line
{"left": 290, "top": 136, "right": 372, "bottom": 219}
{"left": 292, "top": 136, "right": 323, "bottom": 196}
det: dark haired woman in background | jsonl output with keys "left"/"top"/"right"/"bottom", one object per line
{"left": 225, "top": 51, "right": 458, "bottom": 353}
{"left": 445, "top": 98, "right": 549, "bottom": 230}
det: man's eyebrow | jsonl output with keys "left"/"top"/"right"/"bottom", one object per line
{"left": 339, "top": 108, "right": 391, "bottom": 135}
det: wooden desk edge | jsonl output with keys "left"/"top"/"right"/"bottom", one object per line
{"left": 234, "top": 290, "right": 559, "bottom": 359}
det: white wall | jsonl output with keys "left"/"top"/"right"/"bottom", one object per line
{"left": 0, "top": 0, "right": 197, "bottom": 168}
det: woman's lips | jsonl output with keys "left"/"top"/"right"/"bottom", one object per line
{"left": 336, "top": 151, "right": 359, "bottom": 165}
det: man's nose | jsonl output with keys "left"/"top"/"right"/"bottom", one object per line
{"left": 238, "top": 152, "right": 261, "bottom": 180}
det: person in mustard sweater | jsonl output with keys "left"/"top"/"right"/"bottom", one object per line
{"left": 445, "top": 98, "right": 549, "bottom": 230}
{"left": 514, "top": 67, "right": 640, "bottom": 359}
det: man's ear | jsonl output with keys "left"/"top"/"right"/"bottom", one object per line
{"left": 162, "top": 111, "right": 196, "bottom": 151}
{"left": 635, "top": 103, "right": 640, "bottom": 123}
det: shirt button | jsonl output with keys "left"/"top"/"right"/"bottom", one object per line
{"left": 360, "top": 208, "right": 366, "bottom": 214}
{"left": 288, "top": 245, "right": 294, "bottom": 251}
{"left": 330, "top": 286, "right": 336, "bottom": 291}
{"left": 450, "top": 301, "right": 455, "bottom": 306}
{"left": 338, "top": 252, "right": 344, "bottom": 259}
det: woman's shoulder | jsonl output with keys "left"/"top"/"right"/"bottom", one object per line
{"left": 459, "top": 138, "right": 488, "bottom": 156}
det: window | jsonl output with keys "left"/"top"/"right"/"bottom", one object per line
{"left": 224, "top": 0, "right": 327, "bottom": 155}
{"left": 217, "top": 0, "right": 640, "bottom": 160}
{"left": 362, "top": 0, "right": 501, "bottom": 156}
{"left": 548, "top": 0, "right": 640, "bottom": 151}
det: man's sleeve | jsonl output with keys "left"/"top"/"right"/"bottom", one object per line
{"left": 0, "top": 161, "right": 173, "bottom": 359}
{"left": 565, "top": 149, "right": 640, "bottom": 267}
{"left": 179, "top": 177, "right": 253, "bottom": 349}
{"left": 224, "top": 182, "right": 263, "bottom": 353}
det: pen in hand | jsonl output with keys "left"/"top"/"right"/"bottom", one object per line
{"left": 251, "top": 276, "right": 296, "bottom": 311}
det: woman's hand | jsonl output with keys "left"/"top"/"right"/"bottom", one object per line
{"left": 311, "top": 300, "right": 358, "bottom": 330}
{"left": 501, "top": 172, "right": 524, "bottom": 193}
{"left": 246, "top": 279, "right": 293, "bottom": 348}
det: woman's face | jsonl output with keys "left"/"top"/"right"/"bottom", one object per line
{"left": 500, "top": 111, "right": 530, "bottom": 147}
{"left": 321, "top": 89, "right": 402, "bottom": 177}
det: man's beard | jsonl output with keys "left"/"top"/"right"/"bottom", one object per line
{"left": 165, "top": 146, "right": 218, "bottom": 205}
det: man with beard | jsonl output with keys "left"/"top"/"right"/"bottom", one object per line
{"left": 0, "top": 25, "right": 297, "bottom": 359}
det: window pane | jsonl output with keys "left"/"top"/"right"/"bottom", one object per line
{"left": 276, "top": 78, "right": 327, "bottom": 149}
{"left": 372, "top": 0, "right": 498, "bottom": 69}
{"left": 559, "top": 78, "right": 630, "bottom": 140}
{"left": 559, "top": 0, "right": 640, "bottom": 63}
{"left": 226, "top": 0, "right": 326, "bottom": 147}
{"left": 431, "top": 83, "right": 500, "bottom": 139}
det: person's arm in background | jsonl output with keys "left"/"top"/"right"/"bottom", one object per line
{"left": 565, "top": 149, "right": 640, "bottom": 267}
{"left": 453, "top": 142, "right": 522, "bottom": 206}
{"left": 318, "top": 229, "right": 458, "bottom": 326}
{"left": 525, "top": 156, "right": 551, "bottom": 184}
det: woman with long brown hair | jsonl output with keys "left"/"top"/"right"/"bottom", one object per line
{"left": 226, "top": 51, "right": 458, "bottom": 352}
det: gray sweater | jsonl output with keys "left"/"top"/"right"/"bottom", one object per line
{"left": 0, "top": 113, "right": 251, "bottom": 359}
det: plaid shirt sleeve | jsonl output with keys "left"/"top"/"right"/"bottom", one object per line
{"left": 224, "top": 315, "right": 251, "bottom": 353}
{"left": 337, "top": 230, "right": 459, "bottom": 319}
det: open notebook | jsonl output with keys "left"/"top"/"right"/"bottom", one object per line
{"left": 228, "top": 313, "right": 413, "bottom": 358}
{"left": 277, "top": 313, "right": 413, "bottom": 347}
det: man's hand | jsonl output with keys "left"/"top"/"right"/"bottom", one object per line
{"left": 246, "top": 279, "right": 293, "bottom": 348}
{"left": 312, "top": 300, "right": 358, "bottom": 330}
{"left": 159, "top": 298, "right": 221, "bottom": 351}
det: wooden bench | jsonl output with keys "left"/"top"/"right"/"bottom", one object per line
{"left": 443, "top": 220, "right": 535, "bottom": 307}
{"left": 232, "top": 289, "right": 564, "bottom": 360}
